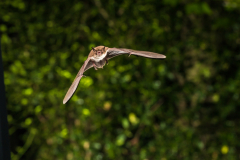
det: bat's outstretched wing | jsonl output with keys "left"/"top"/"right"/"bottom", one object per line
{"left": 63, "top": 57, "right": 93, "bottom": 104}
{"left": 106, "top": 48, "right": 166, "bottom": 60}
{"left": 63, "top": 47, "right": 166, "bottom": 104}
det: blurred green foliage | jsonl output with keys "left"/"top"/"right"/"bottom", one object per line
{"left": 1, "top": 0, "right": 240, "bottom": 159}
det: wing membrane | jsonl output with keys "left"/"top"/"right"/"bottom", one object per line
{"left": 63, "top": 58, "right": 93, "bottom": 104}
{"left": 106, "top": 48, "right": 166, "bottom": 59}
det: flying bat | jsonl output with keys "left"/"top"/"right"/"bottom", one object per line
{"left": 63, "top": 46, "right": 166, "bottom": 104}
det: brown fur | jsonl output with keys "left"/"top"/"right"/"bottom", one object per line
{"left": 88, "top": 46, "right": 109, "bottom": 57}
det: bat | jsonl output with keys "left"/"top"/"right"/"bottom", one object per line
{"left": 63, "top": 46, "right": 166, "bottom": 104}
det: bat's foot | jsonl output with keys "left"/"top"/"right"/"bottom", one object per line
{"left": 106, "top": 59, "right": 108, "bottom": 65}
{"left": 128, "top": 52, "right": 132, "bottom": 57}
{"left": 82, "top": 75, "right": 87, "bottom": 77}
{"left": 93, "top": 62, "right": 98, "bottom": 70}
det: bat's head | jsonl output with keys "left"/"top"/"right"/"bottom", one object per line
{"left": 90, "top": 46, "right": 108, "bottom": 58}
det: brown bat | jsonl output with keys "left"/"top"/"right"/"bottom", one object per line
{"left": 63, "top": 46, "right": 166, "bottom": 104}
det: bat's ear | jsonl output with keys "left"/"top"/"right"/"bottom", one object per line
{"left": 92, "top": 47, "right": 96, "bottom": 51}
{"left": 102, "top": 46, "right": 105, "bottom": 52}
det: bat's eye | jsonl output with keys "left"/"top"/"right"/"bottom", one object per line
{"left": 97, "top": 51, "right": 101, "bottom": 55}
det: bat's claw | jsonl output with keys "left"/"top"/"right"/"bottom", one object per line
{"left": 82, "top": 75, "right": 87, "bottom": 77}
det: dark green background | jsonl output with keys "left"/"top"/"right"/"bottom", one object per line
{"left": 1, "top": 0, "right": 240, "bottom": 159}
